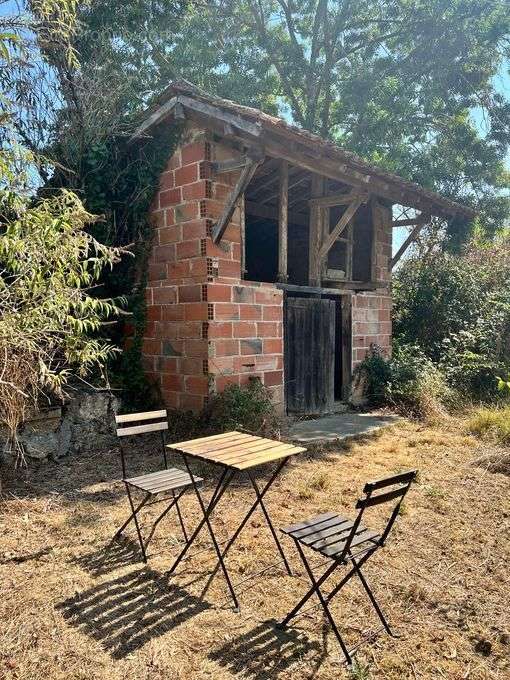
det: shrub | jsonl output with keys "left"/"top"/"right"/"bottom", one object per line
{"left": 201, "top": 380, "right": 278, "bottom": 435}
{"left": 388, "top": 343, "right": 456, "bottom": 420}
{"left": 468, "top": 406, "right": 510, "bottom": 446}
{"left": 354, "top": 347, "right": 392, "bottom": 407}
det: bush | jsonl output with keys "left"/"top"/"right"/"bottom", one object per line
{"left": 202, "top": 380, "right": 277, "bottom": 434}
{"left": 388, "top": 343, "right": 456, "bottom": 420}
{"left": 357, "top": 343, "right": 456, "bottom": 420}
{"left": 468, "top": 406, "right": 510, "bottom": 446}
{"left": 393, "top": 239, "right": 510, "bottom": 403}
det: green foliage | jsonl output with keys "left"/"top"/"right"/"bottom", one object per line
{"left": 358, "top": 343, "right": 454, "bottom": 419}
{"left": 202, "top": 380, "right": 277, "bottom": 434}
{"left": 0, "top": 189, "right": 125, "bottom": 456}
{"left": 468, "top": 406, "right": 510, "bottom": 446}
{"left": 393, "top": 239, "right": 510, "bottom": 401}
{"left": 388, "top": 343, "right": 456, "bottom": 419}
{"left": 354, "top": 349, "right": 392, "bottom": 407}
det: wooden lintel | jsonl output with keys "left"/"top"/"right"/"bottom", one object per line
{"left": 391, "top": 222, "right": 425, "bottom": 268}
{"left": 309, "top": 190, "right": 369, "bottom": 208}
{"left": 392, "top": 214, "right": 431, "bottom": 228}
{"left": 212, "top": 158, "right": 262, "bottom": 243}
{"left": 212, "top": 156, "right": 248, "bottom": 173}
{"left": 318, "top": 199, "right": 363, "bottom": 261}
{"left": 277, "top": 159, "right": 289, "bottom": 282}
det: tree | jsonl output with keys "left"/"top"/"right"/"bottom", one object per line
{"left": 0, "top": 3, "right": 125, "bottom": 466}
{"left": 53, "top": 0, "right": 510, "bottom": 241}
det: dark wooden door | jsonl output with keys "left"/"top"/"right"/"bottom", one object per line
{"left": 284, "top": 297, "right": 336, "bottom": 414}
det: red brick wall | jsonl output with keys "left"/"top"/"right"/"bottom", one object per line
{"left": 352, "top": 293, "right": 392, "bottom": 367}
{"left": 143, "top": 127, "right": 284, "bottom": 412}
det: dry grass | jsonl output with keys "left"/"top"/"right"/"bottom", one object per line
{"left": 1, "top": 416, "right": 509, "bottom": 679}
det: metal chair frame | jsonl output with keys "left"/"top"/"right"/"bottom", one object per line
{"left": 279, "top": 470, "right": 417, "bottom": 664}
{"left": 113, "top": 410, "right": 198, "bottom": 562}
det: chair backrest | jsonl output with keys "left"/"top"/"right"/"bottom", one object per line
{"left": 115, "top": 410, "right": 168, "bottom": 477}
{"left": 340, "top": 470, "right": 417, "bottom": 560}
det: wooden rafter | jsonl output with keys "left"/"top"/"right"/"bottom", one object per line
{"left": 212, "top": 155, "right": 263, "bottom": 243}
{"left": 391, "top": 222, "right": 427, "bottom": 268}
{"left": 392, "top": 213, "right": 431, "bottom": 228}
{"left": 261, "top": 171, "right": 308, "bottom": 205}
{"left": 309, "top": 190, "right": 369, "bottom": 208}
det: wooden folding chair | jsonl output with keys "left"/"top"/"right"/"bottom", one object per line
{"left": 112, "top": 409, "right": 202, "bottom": 563}
{"left": 279, "top": 470, "right": 417, "bottom": 664}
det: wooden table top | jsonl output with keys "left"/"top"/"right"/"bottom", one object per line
{"left": 168, "top": 431, "right": 306, "bottom": 471}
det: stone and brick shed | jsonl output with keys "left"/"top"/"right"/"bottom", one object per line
{"left": 132, "top": 80, "right": 474, "bottom": 415}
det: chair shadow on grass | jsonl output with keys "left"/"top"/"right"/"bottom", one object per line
{"left": 57, "top": 566, "right": 210, "bottom": 660}
{"left": 208, "top": 618, "right": 326, "bottom": 680}
{"left": 72, "top": 537, "right": 144, "bottom": 577}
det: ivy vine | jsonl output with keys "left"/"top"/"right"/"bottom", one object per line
{"left": 59, "top": 123, "right": 183, "bottom": 410}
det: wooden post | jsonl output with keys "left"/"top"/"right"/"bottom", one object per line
{"left": 309, "top": 174, "right": 325, "bottom": 286}
{"left": 240, "top": 193, "right": 246, "bottom": 277}
{"left": 341, "top": 294, "right": 353, "bottom": 400}
{"left": 277, "top": 159, "right": 289, "bottom": 282}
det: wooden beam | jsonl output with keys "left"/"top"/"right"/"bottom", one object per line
{"left": 244, "top": 200, "right": 307, "bottom": 227}
{"left": 392, "top": 214, "right": 431, "bottom": 228}
{"left": 309, "top": 190, "right": 369, "bottom": 208}
{"left": 277, "top": 159, "right": 288, "bottom": 282}
{"left": 318, "top": 199, "right": 363, "bottom": 261}
{"left": 309, "top": 175, "right": 325, "bottom": 286}
{"left": 391, "top": 222, "right": 425, "bottom": 268}
{"left": 261, "top": 171, "right": 308, "bottom": 205}
{"left": 212, "top": 157, "right": 262, "bottom": 243}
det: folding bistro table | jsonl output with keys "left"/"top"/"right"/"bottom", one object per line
{"left": 166, "top": 431, "right": 306, "bottom": 610}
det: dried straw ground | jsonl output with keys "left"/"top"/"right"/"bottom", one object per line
{"left": 1, "top": 417, "right": 509, "bottom": 679}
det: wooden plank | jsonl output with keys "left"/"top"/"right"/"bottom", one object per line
{"left": 356, "top": 486, "right": 407, "bottom": 508}
{"left": 234, "top": 445, "right": 305, "bottom": 470}
{"left": 309, "top": 174, "right": 325, "bottom": 286}
{"left": 282, "top": 512, "right": 338, "bottom": 535}
{"left": 174, "top": 433, "right": 255, "bottom": 453}
{"left": 309, "top": 190, "right": 369, "bottom": 208}
{"left": 276, "top": 283, "right": 352, "bottom": 296}
{"left": 115, "top": 410, "right": 167, "bottom": 424}
{"left": 318, "top": 199, "right": 363, "bottom": 261}
{"left": 392, "top": 214, "right": 430, "bottom": 227}
{"left": 277, "top": 159, "right": 288, "bottom": 282}
{"left": 116, "top": 421, "right": 168, "bottom": 437}
{"left": 211, "top": 442, "right": 299, "bottom": 465}
{"left": 284, "top": 297, "right": 335, "bottom": 414}
{"left": 170, "top": 430, "right": 243, "bottom": 449}
{"left": 365, "top": 470, "right": 416, "bottom": 491}
{"left": 212, "top": 157, "right": 262, "bottom": 243}
{"left": 391, "top": 222, "right": 424, "bottom": 268}
{"left": 341, "top": 294, "right": 353, "bottom": 401}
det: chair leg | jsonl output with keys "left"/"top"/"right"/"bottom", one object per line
{"left": 173, "top": 489, "right": 189, "bottom": 542}
{"left": 295, "top": 542, "right": 352, "bottom": 665}
{"left": 144, "top": 491, "right": 184, "bottom": 550}
{"left": 125, "top": 484, "right": 149, "bottom": 563}
{"left": 112, "top": 493, "right": 149, "bottom": 541}
{"left": 352, "top": 557, "right": 393, "bottom": 636}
